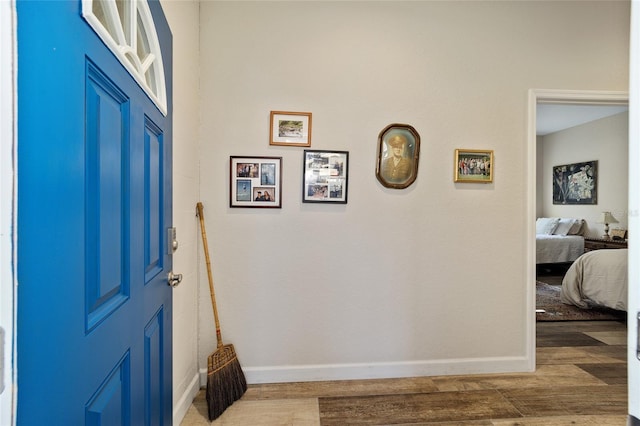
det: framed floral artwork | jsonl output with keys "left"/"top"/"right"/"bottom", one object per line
{"left": 552, "top": 160, "right": 597, "bottom": 205}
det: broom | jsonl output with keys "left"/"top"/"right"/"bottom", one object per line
{"left": 196, "top": 202, "right": 247, "bottom": 421}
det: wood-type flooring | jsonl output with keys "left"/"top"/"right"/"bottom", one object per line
{"left": 181, "top": 319, "right": 628, "bottom": 425}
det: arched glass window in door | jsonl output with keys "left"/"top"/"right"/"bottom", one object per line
{"left": 82, "top": 0, "right": 167, "bottom": 116}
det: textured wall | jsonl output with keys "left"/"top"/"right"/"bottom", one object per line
{"left": 197, "top": 0, "right": 629, "bottom": 382}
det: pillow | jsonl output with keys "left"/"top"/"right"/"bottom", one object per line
{"left": 536, "top": 217, "right": 560, "bottom": 235}
{"left": 553, "top": 218, "right": 575, "bottom": 236}
{"left": 567, "top": 219, "right": 584, "bottom": 235}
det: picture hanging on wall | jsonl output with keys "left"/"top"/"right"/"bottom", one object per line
{"left": 230, "top": 156, "right": 282, "bottom": 208}
{"left": 269, "top": 111, "right": 312, "bottom": 147}
{"left": 375, "top": 123, "right": 420, "bottom": 189}
{"left": 552, "top": 160, "right": 597, "bottom": 205}
{"left": 302, "top": 150, "right": 349, "bottom": 204}
{"left": 454, "top": 149, "right": 494, "bottom": 183}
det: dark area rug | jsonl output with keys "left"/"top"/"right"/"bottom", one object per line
{"left": 536, "top": 281, "right": 626, "bottom": 322}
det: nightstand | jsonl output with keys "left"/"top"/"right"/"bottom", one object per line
{"left": 584, "top": 237, "right": 628, "bottom": 252}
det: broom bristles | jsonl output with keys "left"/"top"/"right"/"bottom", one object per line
{"left": 206, "top": 343, "right": 247, "bottom": 421}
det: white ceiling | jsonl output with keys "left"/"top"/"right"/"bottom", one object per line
{"left": 536, "top": 104, "right": 628, "bottom": 136}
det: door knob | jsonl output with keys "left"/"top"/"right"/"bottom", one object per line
{"left": 168, "top": 271, "right": 183, "bottom": 287}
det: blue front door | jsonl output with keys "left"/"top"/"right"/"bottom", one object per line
{"left": 17, "top": 1, "right": 173, "bottom": 424}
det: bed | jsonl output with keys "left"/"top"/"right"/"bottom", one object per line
{"left": 536, "top": 217, "right": 585, "bottom": 264}
{"left": 561, "top": 248, "right": 628, "bottom": 311}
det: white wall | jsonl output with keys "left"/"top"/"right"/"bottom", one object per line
{"left": 536, "top": 136, "right": 544, "bottom": 218}
{"left": 159, "top": 0, "right": 202, "bottom": 422}
{"left": 197, "top": 1, "right": 630, "bottom": 383}
{"left": 539, "top": 112, "right": 629, "bottom": 237}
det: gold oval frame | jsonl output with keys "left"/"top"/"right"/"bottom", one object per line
{"left": 375, "top": 123, "right": 420, "bottom": 189}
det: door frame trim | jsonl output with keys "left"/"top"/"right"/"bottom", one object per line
{"left": 0, "top": 1, "right": 16, "bottom": 425}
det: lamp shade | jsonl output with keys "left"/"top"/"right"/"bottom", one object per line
{"left": 598, "top": 211, "right": 619, "bottom": 224}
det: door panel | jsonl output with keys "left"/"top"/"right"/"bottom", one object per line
{"left": 145, "top": 119, "right": 163, "bottom": 283}
{"left": 86, "top": 352, "right": 131, "bottom": 425}
{"left": 17, "top": 1, "right": 173, "bottom": 424}
{"left": 86, "top": 59, "right": 130, "bottom": 331}
{"left": 145, "top": 309, "right": 164, "bottom": 425}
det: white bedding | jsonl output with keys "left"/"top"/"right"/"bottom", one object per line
{"left": 536, "top": 234, "right": 585, "bottom": 264}
{"left": 561, "top": 249, "right": 628, "bottom": 311}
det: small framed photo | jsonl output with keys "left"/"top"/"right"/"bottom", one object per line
{"left": 375, "top": 123, "right": 420, "bottom": 189}
{"left": 269, "top": 111, "right": 312, "bottom": 147}
{"left": 302, "top": 150, "right": 349, "bottom": 204}
{"left": 610, "top": 228, "right": 627, "bottom": 240}
{"left": 230, "top": 156, "right": 282, "bottom": 208}
{"left": 454, "top": 149, "right": 494, "bottom": 183}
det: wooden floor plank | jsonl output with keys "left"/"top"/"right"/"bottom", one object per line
{"left": 536, "top": 346, "right": 625, "bottom": 365}
{"left": 244, "top": 376, "right": 439, "bottom": 400}
{"left": 536, "top": 331, "right": 607, "bottom": 347}
{"left": 319, "top": 390, "right": 522, "bottom": 425}
{"left": 576, "top": 363, "right": 627, "bottom": 385}
{"left": 499, "top": 384, "right": 627, "bottom": 417}
{"left": 581, "top": 344, "right": 627, "bottom": 361}
{"left": 432, "top": 365, "right": 606, "bottom": 392}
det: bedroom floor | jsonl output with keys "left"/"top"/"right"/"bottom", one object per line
{"left": 536, "top": 262, "right": 570, "bottom": 286}
{"left": 181, "top": 320, "right": 628, "bottom": 424}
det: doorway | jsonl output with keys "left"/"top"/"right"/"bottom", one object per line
{"left": 527, "top": 89, "right": 629, "bottom": 362}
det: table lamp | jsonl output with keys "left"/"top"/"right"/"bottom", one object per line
{"left": 598, "top": 211, "right": 619, "bottom": 240}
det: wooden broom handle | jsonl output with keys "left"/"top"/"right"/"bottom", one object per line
{"left": 196, "top": 202, "right": 224, "bottom": 349}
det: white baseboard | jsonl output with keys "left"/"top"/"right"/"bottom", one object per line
{"left": 199, "top": 367, "right": 207, "bottom": 388}
{"left": 173, "top": 372, "right": 201, "bottom": 425}
{"left": 198, "top": 356, "right": 533, "bottom": 385}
